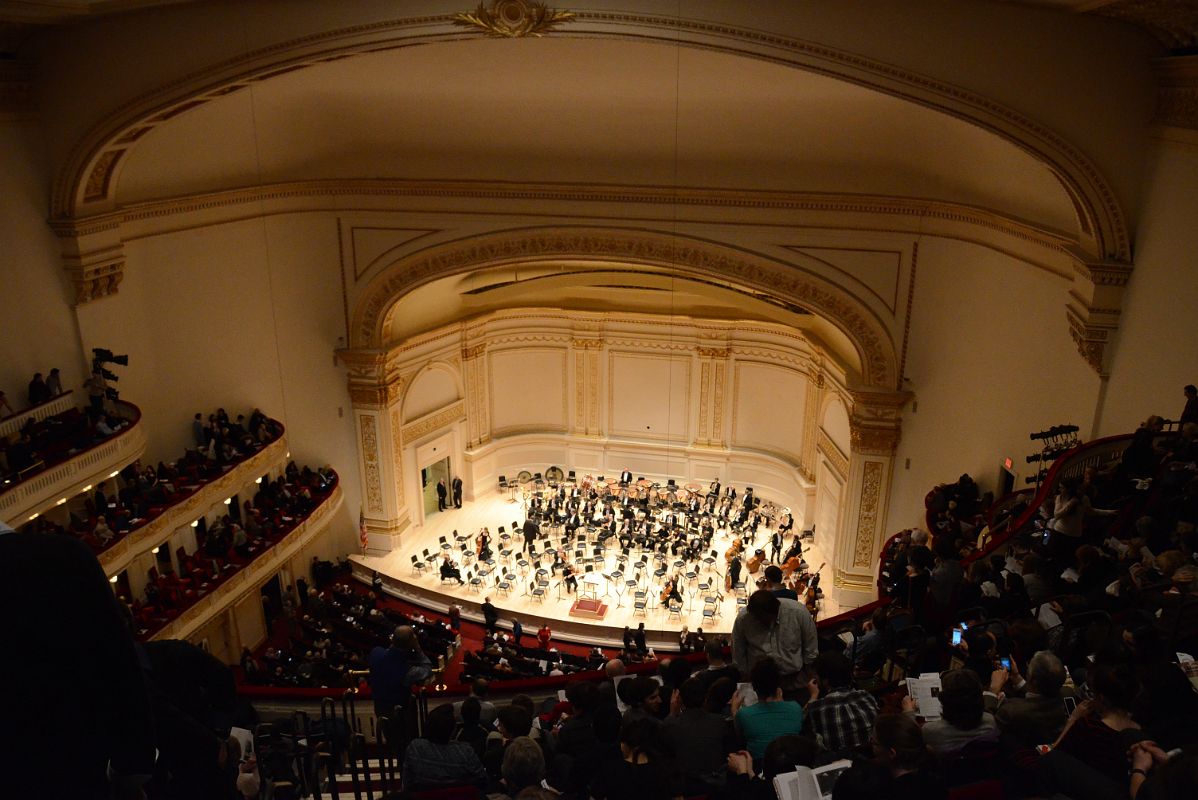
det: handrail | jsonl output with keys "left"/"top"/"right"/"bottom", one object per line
{"left": 96, "top": 421, "right": 286, "bottom": 573}
{"left": 143, "top": 473, "right": 342, "bottom": 642}
{"left": 0, "top": 400, "right": 145, "bottom": 524}
{"left": 0, "top": 390, "right": 76, "bottom": 438}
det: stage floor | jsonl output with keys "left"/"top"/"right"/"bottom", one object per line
{"left": 353, "top": 491, "right": 840, "bottom": 648}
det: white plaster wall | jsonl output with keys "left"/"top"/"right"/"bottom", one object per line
{"left": 1101, "top": 137, "right": 1198, "bottom": 435}
{"left": 73, "top": 215, "right": 361, "bottom": 554}
{"left": 732, "top": 361, "right": 807, "bottom": 462}
{"left": 608, "top": 352, "right": 690, "bottom": 442}
{"left": 888, "top": 238, "right": 1101, "bottom": 529}
{"left": 489, "top": 348, "right": 567, "bottom": 434}
{"left": 0, "top": 122, "right": 86, "bottom": 403}
{"left": 403, "top": 367, "right": 460, "bottom": 422}
{"left": 822, "top": 397, "right": 852, "bottom": 456}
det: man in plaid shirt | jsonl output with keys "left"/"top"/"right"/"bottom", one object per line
{"left": 803, "top": 651, "right": 878, "bottom": 754}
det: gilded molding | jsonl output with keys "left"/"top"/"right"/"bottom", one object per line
{"left": 358, "top": 227, "right": 897, "bottom": 388}
{"left": 698, "top": 361, "right": 711, "bottom": 442}
{"left": 817, "top": 430, "right": 849, "bottom": 478}
{"left": 587, "top": 351, "right": 600, "bottom": 432}
{"left": 401, "top": 399, "right": 466, "bottom": 442}
{"left": 69, "top": 260, "right": 124, "bottom": 305}
{"left": 53, "top": 10, "right": 1128, "bottom": 264}
{"left": 853, "top": 461, "right": 883, "bottom": 568}
{"left": 389, "top": 405, "right": 404, "bottom": 510}
{"left": 712, "top": 361, "right": 726, "bottom": 447}
{"left": 452, "top": 0, "right": 575, "bottom": 37}
{"left": 359, "top": 413, "right": 383, "bottom": 514}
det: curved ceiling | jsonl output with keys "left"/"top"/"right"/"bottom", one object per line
{"left": 387, "top": 263, "right": 860, "bottom": 375}
{"left": 113, "top": 36, "right": 1079, "bottom": 236}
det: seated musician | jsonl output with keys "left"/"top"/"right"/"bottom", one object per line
{"left": 440, "top": 555, "right": 465, "bottom": 585}
{"left": 687, "top": 494, "right": 701, "bottom": 514}
{"left": 779, "top": 508, "right": 794, "bottom": 534}
{"left": 475, "top": 528, "right": 492, "bottom": 561}
{"left": 665, "top": 574, "right": 684, "bottom": 605}
{"left": 563, "top": 561, "right": 578, "bottom": 594}
{"left": 565, "top": 511, "right": 583, "bottom": 534}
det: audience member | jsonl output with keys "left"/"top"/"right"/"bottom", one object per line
{"left": 732, "top": 590, "right": 818, "bottom": 697}
{"left": 734, "top": 657, "right": 805, "bottom": 760}
{"left": 803, "top": 651, "right": 878, "bottom": 754}
{"left": 906, "top": 668, "right": 997, "bottom": 754}
{"left": 662, "top": 676, "right": 735, "bottom": 793}
{"left": 401, "top": 703, "right": 486, "bottom": 790}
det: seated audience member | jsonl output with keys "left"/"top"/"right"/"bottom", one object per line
{"left": 491, "top": 736, "right": 548, "bottom": 799}
{"left": 484, "top": 704, "right": 537, "bottom": 780}
{"left": 620, "top": 675, "right": 663, "bottom": 725}
{"left": 705, "top": 676, "right": 738, "bottom": 718}
{"left": 871, "top": 713, "right": 946, "bottom": 800}
{"left": 402, "top": 703, "right": 486, "bottom": 790}
{"left": 1134, "top": 660, "right": 1198, "bottom": 750}
{"left": 454, "top": 697, "right": 490, "bottom": 759}
{"left": 662, "top": 677, "right": 736, "bottom": 793}
{"left": 734, "top": 657, "right": 806, "bottom": 760}
{"left": 723, "top": 734, "right": 820, "bottom": 800}
{"left": 590, "top": 716, "right": 684, "bottom": 800}
{"left": 1053, "top": 662, "right": 1144, "bottom": 788}
{"left": 454, "top": 677, "right": 497, "bottom": 727}
{"left": 906, "top": 668, "right": 998, "bottom": 755}
{"left": 832, "top": 759, "right": 894, "bottom": 800}
{"left": 1128, "top": 741, "right": 1198, "bottom": 800}
{"left": 694, "top": 640, "right": 739, "bottom": 694}
{"left": 993, "top": 650, "right": 1070, "bottom": 747}
{"left": 803, "top": 651, "right": 879, "bottom": 754}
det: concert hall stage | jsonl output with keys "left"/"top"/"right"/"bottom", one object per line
{"left": 351, "top": 490, "right": 837, "bottom": 650}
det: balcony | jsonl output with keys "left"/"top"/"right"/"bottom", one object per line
{"left": 146, "top": 477, "right": 344, "bottom": 642}
{"left": 0, "top": 399, "right": 145, "bottom": 525}
{"left": 98, "top": 432, "right": 288, "bottom": 576}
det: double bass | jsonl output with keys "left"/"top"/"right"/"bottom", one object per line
{"left": 660, "top": 576, "right": 675, "bottom": 605}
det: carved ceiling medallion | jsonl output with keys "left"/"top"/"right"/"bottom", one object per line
{"left": 453, "top": 0, "right": 575, "bottom": 38}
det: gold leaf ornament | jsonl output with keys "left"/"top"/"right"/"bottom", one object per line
{"left": 453, "top": 0, "right": 575, "bottom": 38}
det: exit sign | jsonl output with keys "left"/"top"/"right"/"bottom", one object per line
{"left": 1003, "top": 457, "right": 1013, "bottom": 470}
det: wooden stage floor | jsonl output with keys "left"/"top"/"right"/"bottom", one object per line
{"left": 352, "top": 490, "right": 840, "bottom": 650}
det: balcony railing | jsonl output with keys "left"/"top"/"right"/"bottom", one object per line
{"left": 146, "top": 477, "right": 344, "bottom": 642}
{"left": 98, "top": 432, "right": 288, "bottom": 576}
{"left": 0, "top": 390, "right": 76, "bottom": 439}
{"left": 0, "top": 400, "right": 145, "bottom": 525}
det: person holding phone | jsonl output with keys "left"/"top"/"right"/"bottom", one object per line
{"left": 992, "top": 651, "right": 1072, "bottom": 747}
{"left": 904, "top": 669, "right": 998, "bottom": 755}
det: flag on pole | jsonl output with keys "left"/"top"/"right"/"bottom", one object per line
{"left": 359, "top": 509, "right": 369, "bottom": 553}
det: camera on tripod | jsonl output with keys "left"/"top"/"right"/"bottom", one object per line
{"left": 91, "top": 348, "right": 129, "bottom": 401}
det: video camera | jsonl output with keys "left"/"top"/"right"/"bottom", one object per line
{"left": 91, "top": 347, "right": 129, "bottom": 401}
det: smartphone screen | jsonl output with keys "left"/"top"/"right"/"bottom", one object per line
{"left": 1000, "top": 657, "right": 1012, "bottom": 669}
{"left": 1063, "top": 696, "right": 1077, "bottom": 713}
{"left": 960, "top": 621, "right": 969, "bottom": 631}
{"left": 951, "top": 628, "right": 962, "bottom": 646}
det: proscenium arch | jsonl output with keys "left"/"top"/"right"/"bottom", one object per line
{"left": 351, "top": 226, "right": 898, "bottom": 390}
{"left": 53, "top": 11, "right": 1127, "bottom": 262}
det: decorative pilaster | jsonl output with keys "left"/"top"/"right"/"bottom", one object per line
{"left": 695, "top": 346, "right": 729, "bottom": 447}
{"left": 832, "top": 389, "right": 909, "bottom": 606}
{"left": 798, "top": 368, "right": 825, "bottom": 482}
{"left": 571, "top": 338, "right": 603, "bottom": 437}
{"left": 462, "top": 341, "right": 490, "bottom": 447}
{"left": 1066, "top": 260, "right": 1133, "bottom": 377}
{"left": 341, "top": 349, "right": 409, "bottom": 551}
{"left": 50, "top": 215, "right": 126, "bottom": 305}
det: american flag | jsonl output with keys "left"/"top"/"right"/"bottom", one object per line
{"left": 359, "top": 509, "right": 368, "bottom": 553}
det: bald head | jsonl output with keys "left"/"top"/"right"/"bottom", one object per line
{"left": 604, "top": 658, "right": 626, "bottom": 678}
{"left": 392, "top": 625, "right": 416, "bottom": 650}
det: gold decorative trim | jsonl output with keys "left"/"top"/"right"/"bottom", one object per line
{"left": 401, "top": 399, "right": 466, "bottom": 442}
{"left": 817, "top": 430, "right": 849, "bottom": 479}
{"left": 83, "top": 149, "right": 124, "bottom": 202}
{"left": 452, "top": 0, "right": 575, "bottom": 38}
{"left": 356, "top": 226, "right": 898, "bottom": 388}
{"left": 359, "top": 413, "right": 383, "bottom": 513}
{"left": 389, "top": 405, "right": 404, "bottom": 513}
{"left": 853, "top": 461, "right": 883, "bottom": 567}
{"left": 898, "top": 241, "right": 918, "bottom": 382}
{"left": 52, "top": 11, "right": 1128, "bottom": 261}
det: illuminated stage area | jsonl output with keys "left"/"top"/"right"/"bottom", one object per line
{"left": 352, "top": 484, "right": 838, "bottom": 649}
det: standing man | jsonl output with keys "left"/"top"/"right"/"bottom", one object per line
{"left": 769, "top": 528, "right": 784, "bottom": 563}
{"left": 452, "top": 475, "right": 464, "bottom": 508}
{"left": 731, "top": 590, "right": 818, "bottom": 699}
{"left": 620, "top": 467, "right": 633, "bottom": 485}
{"left": 1182, "top": 384, "right": 1198, "bottom": 426}
{"left": 511, "top": 617, "right": 523, "bottom": 648}
{"left": 84, "top": 370, "right": 108, "bottom": 413}
{"left": 634, "top": 622, "right": 648, "bottom": 656}
{"left": 436, "top": 479, "right": 448, "bottom": 511}
{"left": 481, "top": 596, "right": 499, "bottom": 634}
{"left": 368, "top": 626, "right": 432, "bottom": 749}
{"left": 537, "top": 622, "right": 552, "bottom": 650}
{"left": 521, "top": 516, "right": 539, "bottom": 553}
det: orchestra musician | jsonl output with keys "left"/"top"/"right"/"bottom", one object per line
{"left": 708, "top": 479, "right": 721, "bottom": 498}
{"left": 769, "top": 529, "right": 784, "bottom": 563}
{"left": 475, "top": 528, "right": 492, "bottom": 560}
{"left": 620, "top": 468, "right": 633, "bottom": 485}
{"left": 747, "top": 548, "right": 765, "bottom": 575}
{"left": 439, "top": 554, "right": 464, "bottom": 585}
{"left": 563, "top": 560, "right": 578, "bottom": 594}
{"left": 661, "top": 574, "right": 683, "bottom": 606}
